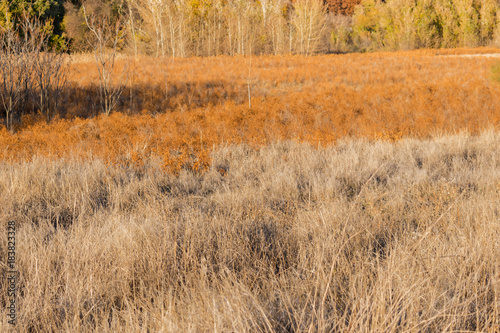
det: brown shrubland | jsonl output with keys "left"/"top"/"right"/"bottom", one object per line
{"left": 1, "top": 49, "right": 499, "bottom": 172}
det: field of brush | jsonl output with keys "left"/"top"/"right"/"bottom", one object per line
{"left": 1, "top": 49, "right": 499, "bottom": 331}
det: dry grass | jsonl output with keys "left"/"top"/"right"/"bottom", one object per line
{"left": 0, "top": 131, "right": 499, "bottom": 332}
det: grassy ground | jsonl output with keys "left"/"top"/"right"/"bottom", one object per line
{"left": 0, "top": 131, "right": 499, "bottom": 332}
{"left": 0, "top": 49, "right": 499, "bottom": 331}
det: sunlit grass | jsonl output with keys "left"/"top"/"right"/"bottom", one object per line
{"left": 1, "top": 132, "right": 499, "bottom": 331}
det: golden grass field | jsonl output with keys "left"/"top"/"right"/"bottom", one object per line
{"left": 0, "top": 48, "right": 499, "bottom": 332}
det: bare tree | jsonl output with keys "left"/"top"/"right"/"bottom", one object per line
{"left": 125, "top": 0, "right": 332, "bottom": 57}
{"left": 291, "top": 0, "right": 328, "bottom": 55}
{"left": 21, "top": 17, "right": 68, "bottom": 121}
{"left": 168, "top": 0, "right": 189, "bottom": 58}
{"left": 82, "top": 1, "right": 129, "bottom": 116}
{"left": 0, "top": 12, "right": 67, "bottom": 129}
{"left": 0, "top": 26, "right": 26, "bottom": 130}
{"left": 143, "top": 0, "right": 166, "bottom": 57}
{"left": 226, "top": 0, "right": 258, "bottom": 56}
{"left": 127, "top": 2, "right": 139, "bottom": 57}
{"left": 264, "top": 0, "right": 289, "bottom": 55}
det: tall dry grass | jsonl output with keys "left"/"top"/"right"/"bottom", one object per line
{"left": 0, "top": 131, "right": 499, "bottom": 332}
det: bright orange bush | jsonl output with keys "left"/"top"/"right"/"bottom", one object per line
{"left": 1, "top": 48, "right": 499, "bottom": 173}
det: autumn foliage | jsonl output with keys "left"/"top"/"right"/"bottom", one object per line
{"left": 1, "top": 49, "right": 499, "bottom": 173}
{"left": 325, "top": 0, "right": 362, "bottom": 15}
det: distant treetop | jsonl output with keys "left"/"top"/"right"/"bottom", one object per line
{"left": 324, "top": 0, "right": 362, "bottom": 15}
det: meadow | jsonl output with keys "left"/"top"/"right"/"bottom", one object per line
{"left": 2, "top": 48, "right": 500, "bottom": 173}
{"left": 0, "top": 49, "right": 499, "bottom": 331}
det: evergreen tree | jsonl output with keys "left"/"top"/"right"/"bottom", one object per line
{"left": 0, "top": 0, "right": 67, "bottom": 49}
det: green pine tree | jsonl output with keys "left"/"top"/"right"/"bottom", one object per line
{"left": 0, "top": 0, "right": 67, "bottom": 50}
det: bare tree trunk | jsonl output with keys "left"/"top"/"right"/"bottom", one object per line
{"left": 291, "top": 0, "right": 327, "bottom": 55}
{"left": 128, "top": 5, "right": 138, "bottom": 58}
{"left": 82, "top": 1, "right": 129, "bottom": 116}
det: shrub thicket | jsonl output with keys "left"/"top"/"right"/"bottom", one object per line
{"left": 345, "top": 0, "right": 500, "bottom": 51}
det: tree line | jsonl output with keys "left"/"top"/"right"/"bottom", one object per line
{"left": 2, "top": 0, "right": 500, "bottom": 56}
{"left": 0, "top": 0, "right": 375, "bottom": 56}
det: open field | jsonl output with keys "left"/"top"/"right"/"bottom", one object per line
{"left": 1, "top": 48, "right": 500, "bottom": 172}
{"left": 0, "top": 49, "right": 500, "bottom": 331}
